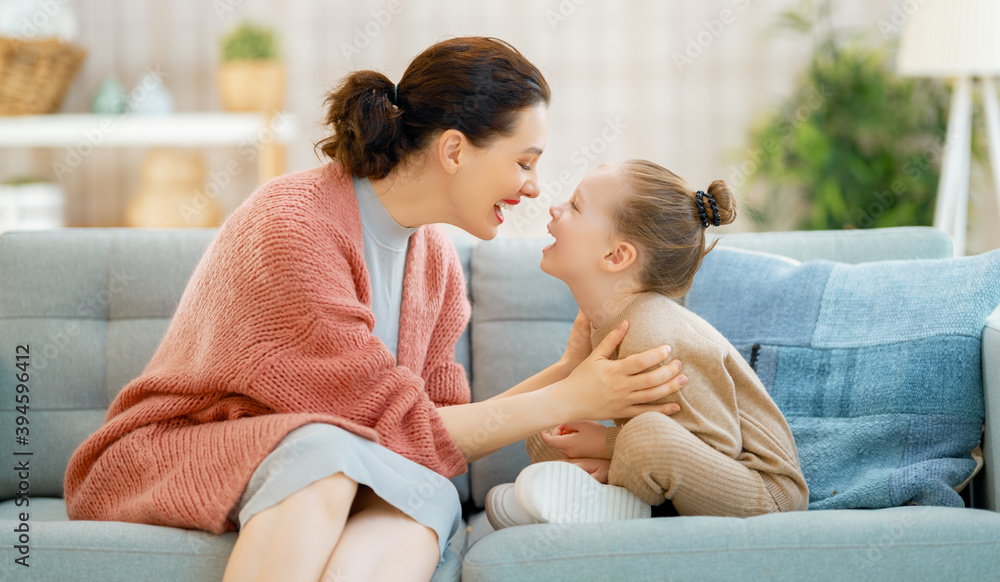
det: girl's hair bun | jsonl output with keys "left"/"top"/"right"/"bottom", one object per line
{"left": 703, "top": 180, "right": 736, "bottom": 227}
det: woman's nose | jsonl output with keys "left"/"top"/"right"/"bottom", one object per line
{"left": 520, "top": 175, "right": 540, "bottom": 198}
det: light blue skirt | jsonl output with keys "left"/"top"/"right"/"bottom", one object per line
{"left": 229, "top": 422, "right": 462, "bottom": 565}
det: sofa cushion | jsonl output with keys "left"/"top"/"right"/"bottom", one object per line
{"left": 0, "top": 497, "right": 466, "bottom": 581}
{"left": 463, "top": 506, "right": 1000, "bottom": 581}
{"left": 686, "top": 247, "right": 1000, "bottom": 509}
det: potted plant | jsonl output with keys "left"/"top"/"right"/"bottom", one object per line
{"left": 743, "top": 0, "right": 985, "bottom": 231}
{"left": 216, "top": 21, "right": 284, "bottom": 113}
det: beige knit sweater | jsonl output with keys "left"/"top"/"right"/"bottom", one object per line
{"left": 595, "top": 291, "right": 809, "bottom": 512}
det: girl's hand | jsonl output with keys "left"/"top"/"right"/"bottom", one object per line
{"left": 561, "top": 458, "right": 611, "bottom": 484}
{"left": 539, "top": 420, "right": 610, "bottom": 460}
{"left": 558, "top": 309, "right": 593, "bottom": 371}
{"left": 556, "top": 320, "right": 685, "bottom": 421}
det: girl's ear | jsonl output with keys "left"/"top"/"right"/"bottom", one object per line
{"left": 601, "top": 241, "right": 638, "bottom": 274}
{"left": 437, "top": 129, "right": 466, "bottom": 175}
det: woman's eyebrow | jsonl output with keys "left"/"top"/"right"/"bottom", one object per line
{"left": 522, "top": 146, "right": 543, "bottom": 155}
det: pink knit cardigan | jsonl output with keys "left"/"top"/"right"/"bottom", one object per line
{"left": 64, "top": 163, "right": 471, "bottom": 533}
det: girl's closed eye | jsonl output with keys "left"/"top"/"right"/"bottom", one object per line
{"left": 569, "top": 200, "right": 579, "bottom": 211}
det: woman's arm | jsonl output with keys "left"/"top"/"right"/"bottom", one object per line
{"left": 437, "top": 321, "right": 684, "bottom": 463}
{"left": 486, "top": 309, "right": 595, "bottom": 401}
{"left": 484, "top": 359, "right": 573, "bottom": 401}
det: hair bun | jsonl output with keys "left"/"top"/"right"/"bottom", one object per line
{"left": 319, "top": 70, "right": 405, "bottom": 179}
{"left": 703, "top": 180, "right": 736, "bottom": 227}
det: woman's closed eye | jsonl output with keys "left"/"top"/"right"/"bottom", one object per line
{"left": 520, "top": 162, "right": 533, "bottom": 171}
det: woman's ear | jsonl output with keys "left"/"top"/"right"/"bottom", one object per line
{"left": 601, "top": 241, "right": 638, "bottom": 274}
{"left": 436, "top": 129, "right": 466, "bottom": 175}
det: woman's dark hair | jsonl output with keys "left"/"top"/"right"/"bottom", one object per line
{"left": 613, "top": 160, "right": 737, "bottom": 298}
{"left": 316, "top": 36, "right": 551, "bottom": 179}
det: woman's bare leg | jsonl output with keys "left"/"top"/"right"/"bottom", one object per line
{"left": 320, "top": 485, "right": 440, "bottom": 582}
{"left": 223, "top": 472, "right": 359, "bottom": 582}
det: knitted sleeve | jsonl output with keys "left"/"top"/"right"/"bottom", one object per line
{"left": 223, "top": 185, "right": 467, "bottom": 478}
{"left": 419, "top": 227, "right": 472, "bottom": 410}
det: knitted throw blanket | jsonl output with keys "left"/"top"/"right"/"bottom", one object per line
{"left": 63, "top": 163, "right": 471, "bottom": 533}
{"left": 687, "top": 247, "right": 1000, "bottom": 509}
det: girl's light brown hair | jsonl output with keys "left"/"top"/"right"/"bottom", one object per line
{"left": 612, "top": 159, "right": 736, "bottom": 298}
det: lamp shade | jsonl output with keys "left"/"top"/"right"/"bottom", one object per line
{"left": 898, "top": 0, "right": 1000, "bottom": 76}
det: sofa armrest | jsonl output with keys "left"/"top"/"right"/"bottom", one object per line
{"left": 983, "top": 306, "right": 1000, "bottom": 511}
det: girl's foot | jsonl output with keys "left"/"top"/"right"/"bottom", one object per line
{"left": 485, "top": 483, "right": 538, "bottom": 530}
{"left": 514, "top": 461, "right": 651, "bottom": 524}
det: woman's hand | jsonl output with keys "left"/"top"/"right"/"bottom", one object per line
{"left": 558, "top": 309, "right": 593, "bottom": 371}
{"left": 539, "top": 420, "right": 610, "bottom": 460}
{"left": 561, "top": 458, "right": 611, "bottom": 484}
{"left": 555, "top": 320, "right": 685, "bottom": 422}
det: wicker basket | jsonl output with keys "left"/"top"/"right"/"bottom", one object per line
{"left": 0, "top": 36, "right": 86, "bottom": 116}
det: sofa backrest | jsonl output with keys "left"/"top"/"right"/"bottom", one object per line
{"left": 0, "top": 229, "right": 217, "bottom": 499}
{"left": 0, "top": 228, "right": 475, "bottom": 502}
{"left": 0, "top": 226, "right": 975, "bottom": 509}
{"left": 461, "top": 226, "right": 966, "bottom": 509}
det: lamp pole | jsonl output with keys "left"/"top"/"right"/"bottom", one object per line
{"left": 936, "top": 76, "right": 973, "bottom": 256}
{"left": 897, "top": 0, "right": 1000, "bottom": 256}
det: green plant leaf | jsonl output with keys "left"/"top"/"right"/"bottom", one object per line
{"left": 739, "top": 0, "right": 976, "bottom": 231}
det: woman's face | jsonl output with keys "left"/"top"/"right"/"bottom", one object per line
{"left": 450, "top": 104, "right": 547, "bottom": 239}
{"left": 540, "top": 164, "right": 628, "bottom": 284}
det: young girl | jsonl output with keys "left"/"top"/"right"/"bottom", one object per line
{"left": 487, "top": 160, "right": 809, "bottom": 528}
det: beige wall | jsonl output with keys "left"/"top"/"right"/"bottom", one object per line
{"left": 2, "top": 0, "right": 997, "bottom": 253}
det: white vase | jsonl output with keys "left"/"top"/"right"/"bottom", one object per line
{"left": 128, "top": 72, "right": 174, "bottom": 115}
{"left": 0, "top": 183, "right": 65, "bottom": 234}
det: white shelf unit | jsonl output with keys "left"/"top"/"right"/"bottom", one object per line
{"left": 0, "top": 112, "right": 298, "bottom": 183}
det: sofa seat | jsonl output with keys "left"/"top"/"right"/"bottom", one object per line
{"left": 0, "top": 496, "right": 468, "bottom": 581}
{"left": 0, "top": 497, "right": 235, "bottom": 581}
{"left": 463, "top": 506, "right": 1000, "bottom": 581}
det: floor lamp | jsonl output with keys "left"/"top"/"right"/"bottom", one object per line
{"left": 898, "top": 0, "right": 1000, "bottom": 256}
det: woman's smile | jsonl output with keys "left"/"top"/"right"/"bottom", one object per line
{"left": 494, "top": 199, "right": 520, "bottom": 224}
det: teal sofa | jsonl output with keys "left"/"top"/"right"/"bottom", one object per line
{"left": 1, "top": 226, "right": 998, "bottom": 581}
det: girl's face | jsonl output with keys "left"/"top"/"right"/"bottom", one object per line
{"left": 451, "top": 104, "right": 547, "bottom": 240}
{"left": 540, "top": 164, "right": 629, "bottom": 283}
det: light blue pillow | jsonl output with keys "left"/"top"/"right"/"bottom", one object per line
{"left": 686, "top": 247, "right": 1000, "bottom": 509}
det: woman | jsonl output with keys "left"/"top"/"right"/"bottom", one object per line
{"left": 63, "top": 37, "right": 686, "bottom": 582}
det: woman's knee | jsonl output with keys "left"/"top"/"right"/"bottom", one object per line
{"left": 328, "top": 494, "right": 440, "bottom": 578}
{"left": 275, "top": 472, "right": 358, "bottom": 522}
